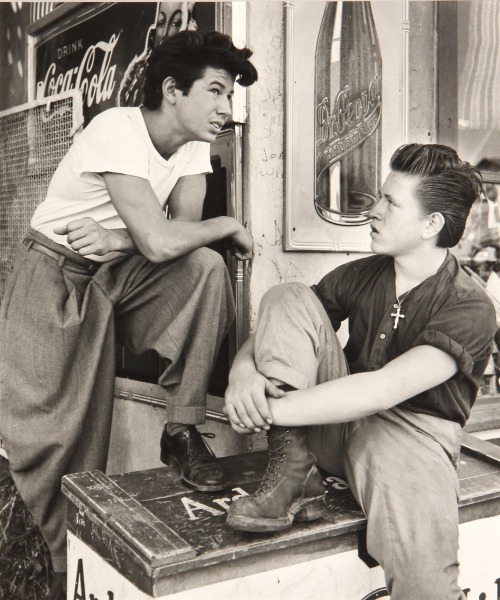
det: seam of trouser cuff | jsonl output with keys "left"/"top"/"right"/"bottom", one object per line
{"left": 167, "top": 406, "right": 207, "bottom": 425}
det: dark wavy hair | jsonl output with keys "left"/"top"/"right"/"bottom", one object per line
{"left": 143, "top": 30, "right": 258, "bottom": 109}
{"left": 390, "top": 143, "right": 483, "bottom": 248}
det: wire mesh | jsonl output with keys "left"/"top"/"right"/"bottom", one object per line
{"left": 0, "top": 95, "right": 79, "bottom": 300}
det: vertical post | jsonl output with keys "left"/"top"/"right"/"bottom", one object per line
{"left": 436, "top": 1, "right": 458, "bottom": 148}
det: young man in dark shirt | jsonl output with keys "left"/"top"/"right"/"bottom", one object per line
{"left": 224, "top": 144, "right": 496, "bottom": 599}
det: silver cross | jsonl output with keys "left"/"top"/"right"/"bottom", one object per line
{"left": 391, "top": 303, "right": 405, "bottom": 330}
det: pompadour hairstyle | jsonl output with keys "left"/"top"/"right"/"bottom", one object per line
{"left": 143, "top": 30, "right": 258, "bottom": 110}
{"left": 390, "top": 143, "right": 483, "bottom": 248}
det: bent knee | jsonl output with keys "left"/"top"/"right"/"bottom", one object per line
{"left": 261, "top": 282, "right": 312, "bottom": 306}
{"left": 186, "top": 247, "right": 227, "bottom": 274}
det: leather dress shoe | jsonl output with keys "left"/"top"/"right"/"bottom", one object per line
{"left": 160, "top": 425, "right": 226, "bottom": 492}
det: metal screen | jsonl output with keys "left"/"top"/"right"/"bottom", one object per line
{"left": 0, "top": 90, "right": 83, "bottom": 299}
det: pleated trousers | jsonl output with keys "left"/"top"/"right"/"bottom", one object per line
{"left": 0, "top": 229, "right": 235, "bottom": 571}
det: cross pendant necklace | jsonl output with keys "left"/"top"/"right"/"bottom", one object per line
{"left": 391, "top": 300, "right": 405, "bottom": 330}
{"left": 391, "top": 289, "right": 411, "bottom": 330}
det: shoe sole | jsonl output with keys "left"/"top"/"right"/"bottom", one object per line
{"left": 226, "top": 495, "right": 326, "bottom": 532}
{"left": 160, "top": 451, "right": 227, "bottom": 493}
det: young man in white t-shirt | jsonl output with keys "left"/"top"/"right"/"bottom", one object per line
{"left": 0, "top": 30, "right": 257, "bottom": 597}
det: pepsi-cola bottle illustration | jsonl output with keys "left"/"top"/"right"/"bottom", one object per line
{"left": 314, "top": 1, "right": 382, "bottom": 225}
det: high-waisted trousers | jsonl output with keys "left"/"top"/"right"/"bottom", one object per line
{"left": 0, "top": 229, "right": 235, "bottom": 572}
{"left": 254, "top": 282, "right": 465, "bottom": 600}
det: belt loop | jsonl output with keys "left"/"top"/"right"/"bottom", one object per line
{"left": 58, "top": 256, "right": 65, "bottom": 268}
{"left": 26, "top": 239, "right": 34, "bottom": 250}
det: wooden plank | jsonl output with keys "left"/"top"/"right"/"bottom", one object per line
{"left": 62, "top": 471, "right": 196, "bottom": 568}
{"left": 63, "top": 446, "right": 500, "bottom": 596}
{"left": 461, "top": 432, "right": 500, "bottom": 467}
{"left": 458, "top": 452, "right": 499, "bottom": 480}
{"left": 65, "top": 457, "right": 367, "bottom": 595}
{"left": 66, "top": 501, "right": 163, "bottom": 592}
{"left": 112, "top": 453, "right": 366, "bottom": 570}
{"left": 465, "top": 395, "right": 500, "bottom": 432}
{"left": 141, "top": 475, "right": 365, "bottom": 570}
{"left": 109, "top": 447, "right": 500, "bottom": 577}
{"left": 110, "top": 453, "right": 367, "bottom": 585}
{"left": 457, "top": 440, "right": 500, "bottom": 523}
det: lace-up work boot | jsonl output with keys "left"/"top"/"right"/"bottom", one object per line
{"left": 226, "top": 426, "right": 326, "bottom": 532}
{"left": 160, "top": 425, "right": 226, "bottom": 492}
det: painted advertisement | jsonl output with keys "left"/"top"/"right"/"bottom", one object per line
{"left": 34, "top": 3, "right": 158, "bottom": 122}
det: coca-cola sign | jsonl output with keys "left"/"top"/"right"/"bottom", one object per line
{"left": 34, "top": 3, "right": 157, "bottom": 122}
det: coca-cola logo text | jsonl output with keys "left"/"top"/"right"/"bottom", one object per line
{"left": 36, "top": 34, "right": 120, "bottom": 108}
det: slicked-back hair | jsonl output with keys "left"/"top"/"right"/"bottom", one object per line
{"left": 390, "top": 143, "right": 483, "bottom": 248}
{"left": 143, "top": 30, "right": 258, "bottom": 109}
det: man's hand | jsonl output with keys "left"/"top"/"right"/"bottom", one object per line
{"left": 229, "top": 224, "right": 254, "bottom": 261}
{"left": 53, "top": 218, "right": 133, "bottom": 256}
{"left": 224, "top": 372, "right": 284, "bottom": 434}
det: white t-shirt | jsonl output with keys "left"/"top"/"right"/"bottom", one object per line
{"left": 31, "top": 107, "right": 212, "bottom": 257}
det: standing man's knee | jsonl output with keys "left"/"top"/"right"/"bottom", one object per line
{"left": 182, "top": 248, "right": 229, "bottom": 284}
{"left": 189, "top": 247, "right": 226, "bottom": 270}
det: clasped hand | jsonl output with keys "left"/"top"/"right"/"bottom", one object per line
{"left": 224, "top": 371, "right": 284, "bottom": 434}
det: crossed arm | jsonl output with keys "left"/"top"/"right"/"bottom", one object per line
{"left": 224, "top": 334, "right": 458, "bottom": 434}
{"left": 54, "top": 172, "right": 253, "bottom": 261}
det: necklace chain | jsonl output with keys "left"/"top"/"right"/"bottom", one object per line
{"left": 391, "top": 290, "right": 410, "bottom": 330}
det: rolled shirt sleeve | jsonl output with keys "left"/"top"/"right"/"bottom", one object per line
{"left": 311, "top": 253, "right": 497, "bottom": 426}
{"left": 411, "top": 296, "right": 496, "bottom": 376}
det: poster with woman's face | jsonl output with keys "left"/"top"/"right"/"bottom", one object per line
{"left": 153, "top": 2, "right": 197, "bottom": 45}
{"left": 118, "top": 2, "right": 197, "bottom": 109}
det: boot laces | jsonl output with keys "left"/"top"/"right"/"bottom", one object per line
{"left": 256, "top": 429, "right": 290, "bottom": 495}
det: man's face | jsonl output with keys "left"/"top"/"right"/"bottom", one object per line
{"left": 173, "top": 67, "right": 234, "bottom": 143}
{"left": 368, "top": 171, "right": 431, "bottom": 257}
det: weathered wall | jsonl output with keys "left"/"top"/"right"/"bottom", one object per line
{"left": 243, "top": 1, "right": 434, "bottom": 329}
{"left": 244, "top": 2, "right": 353, "bottom": 330}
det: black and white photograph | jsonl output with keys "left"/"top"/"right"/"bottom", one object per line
{"left": 0, "top": 2, "right": 500, "bottom": 599}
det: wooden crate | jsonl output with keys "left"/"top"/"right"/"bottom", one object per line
{"left": 62, "top": 434, "right": 500, "bottom": 599}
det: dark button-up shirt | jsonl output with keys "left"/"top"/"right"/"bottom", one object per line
{"left": 311, "top": 252, "right": 496, "bottom": 426}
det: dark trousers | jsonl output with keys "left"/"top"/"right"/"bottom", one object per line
{"left": 0, "top": 229, "right": 235, "bottom": 571}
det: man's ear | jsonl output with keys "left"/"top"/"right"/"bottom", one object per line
{"left": 162, "top": 77, "right": 178, "bottom": 105}
{"left": 423, "top": 212, "right": 446, "bottom": 241}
